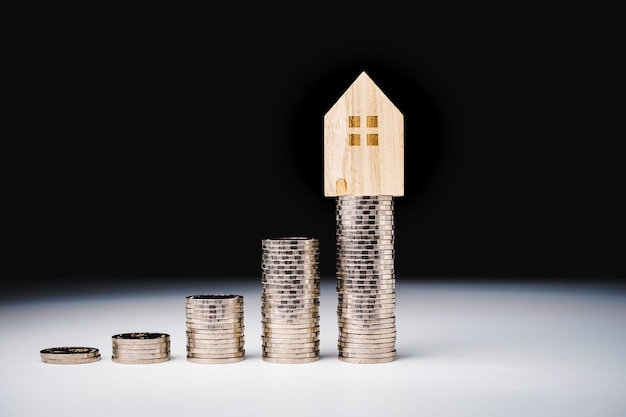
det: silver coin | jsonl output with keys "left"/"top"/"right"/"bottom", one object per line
{"left": 111, "top": 333, "right": 169, "bottom": 343}
{"left": 261, "top": 289, "right": 320, "bottom": 297}
{"left": 262, "top": 265, "right": 318, "bottom": 270}
{"left": 262, "top": 339, "right": 319, "bottom": 348}
{"left": 338, "top": 306, "right": 396, "bottom": 314}
{"left": 338, "top": 327, "right": 397, "bottom": 336}
{"left": 111, "top": 343, "right": 171, "bottom": 352}
{"left": 337, "top": 280, "right": 395, "bottom": 287}
{"left": 262, "top": 342, "right": 319, "bottom": 350}
{"left": 338, "top": 329, "right": 397, "bottom": 338}
{"left": 261, "top": 284, "right": 320, "bottom": 292}
{"left": 338, "top": 340, "right": 396, "bottom": 349}
{"left": 338, "top": 254, "right": 395, "bottom": 261}
{"left": 185, "top": 303, "right": 244, "bottom": 311}
{"left": 338, "top": 291, "right": 396, "bottom": 299}
{"left": 187, "top": 337, "right": 244, "bottom": 346}
{"left": 261, "top": 313, "right": 319, "bottom": 322}
{"left": 185, "top": 316, "right": 243, "bottom": 322}
{"left": 337, "top": 276, "right": 395, "bottom": 283}
{"left": 186, "top": 294, "right": 243, "bottom": 303}
{"left": 187, "top": 356, "right": 245, "bottom": 364}
{"left": 337, "top": 244, "right": 395, "bottom": 251}
{"left": 338, "top": 352, "right": 397, "bottom": 361}
{"left": 339, "top": 331, "right": 397, "bottom": 339}
{"left": 262, "top": 302, "right": 319, "bottom": 310}
{"left": 336, "top": 218, "right": 394, "bottom": 224}
{"left": 261, "top": 295, "right": 320, "bottom": 302}
{"left": 262, "top": 356, "right": 319, "bottom": 364}
{"left": 338, "top": 315, "right": 395, "bottom": 324}
{"left": 186, "top": 323, "right": 243, "bottom": 332}
{"left": 185, "top": 311, "right": 244, "bottom": 320}
{"left": 262, "top": 351, "right": 319, "bottom": 359}
{"left": 186, "top": 330, "right": 245, "bottom": 339}
{"left": 260, "top": 275, "right": 319, "bottom": 282}
{"left": 112, "top": 356, "right": 170, "bottom": 364}
{"left": 337, "top": 297, "right": 396, "bottom": 306}
{"left": 262, "top": 328, "right": 320, "bottom": 337}
{"left": 336, "top": 202, "right": 393, "bottom": 209}
{"left": 112, "top": 351, "right": 170, "bottom": 359}
{"left": 261, "top": 242, "right": 318, "bottom": 249}
{"left": 261, "top": 299, "right": 320, "bottom": 308}
{"left": 262, "top": 336, "right": 319, "bottom": 344}
{"left": 262, "top": 310, "right": 319, "bottom": 318}
{"left": 40, "top": 347, "right": 100, "bottom": 359}
{"left": 185, "top": 303, "right": 244, "bottom": 310}
{"left": 338, "top": 348, "right": 397, "bottom": 357}
{"left": 261, "top": 255, "right": 318, "bottom": 262}
{"left": 339, "top": 335, "right": 396, "bottom": 343}
{"left": 337, "top": 228, "right": 394, "bottom": 234}
{"left": 337, "top": 261, "right": 395, "bottom": 268}
{"left": 41, "top": 355, "right": 101, "bottom": 365}
{"left": 187, "top": 351, "right": 245, "bottom": 360}
{"left": 338, "top": 344, "right": 396, "bottom": 354}
{"left": 338, "top": 355, "right": 396, "bottom": 364}
{"left": 186, "top": 316, "right": 244, "bottom": 324}
{"left": 186, "top": 326, "right": 245, "bottom": 339}
{"left": 262, "top": 347, "right": 319, "bottom": 355}
{"left": 187, "top": 347, "right": 245, "bottom": 358}
{"left": 113, "top": 346, "right": 171, "bottom": 354}
{"left": 337, "top": 257, "right": 395, "bottom": 264}
{"left": 262, "top": 298, "right": 319, "bottom": 306}
{"left": 338, "top": 309, "right": 396, "bottom": 317}
{"left": 337, "top": 287, "right": 395, "bottom": 294}
{"left": 261, "top": 315, "right": 320, "bottom": 323}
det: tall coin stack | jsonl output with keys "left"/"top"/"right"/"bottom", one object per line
{"left": 185, "top": 294, "right": 245, "bottom": 364}
{"left": 261, "top": 237, "right": 320, "bottom": 364}
{"left": 111, "top": 332, "right": 171, "bottom": 364}
{"left": 336, "top": 195, "right": 397, "bottom": 363}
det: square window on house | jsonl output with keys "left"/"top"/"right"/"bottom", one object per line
{"left": 349, "top": 134, "right": 361, "bottom": 146}
{"left": 348, "top": 116, "right": 361, "bottom": 128}
{"left": 367, "top": 116, "right": 378, "bottom": 127}
{"left": 367, "top": 134, "right": 378, "bottom": 146}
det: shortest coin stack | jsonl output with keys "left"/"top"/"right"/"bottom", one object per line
{"left": 186, "top": 294, "right": 245, "bottom": 364}
{"left": 40, "top": 347, "right": 101, "bottom": 364}
{"left": 111, "top": 332, "right": 171, "bottom": 364}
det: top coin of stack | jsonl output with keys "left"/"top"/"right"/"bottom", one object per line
{"left": 186, "top": 294, "right": 245, "bottom": 364}
{"left": 40, "top": 347, "right": 101, "bottom": 365}
{"left": 336, "top": 195, "right": 397, "bottom": 363}
{"left": 261, "top": 237, "right": 320, "bottom": 364}
{"left": 111, "top": 332, "right": 171, "bottom": 364}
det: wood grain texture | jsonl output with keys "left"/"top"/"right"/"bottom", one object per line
{"left": 324, "top": 71, "right": 404, "bottom": 197}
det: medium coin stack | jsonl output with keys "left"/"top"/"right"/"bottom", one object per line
{"left": 261, "top": 237, "right": 320, "bottom": 364}
{"left": 185, "top": 294, "right": 245, "bottom": 364}
{"left": 40, "top": 347, "right": 101, "bottom": 364}
{"left": 111, "top": 332, "right": 171, "bottom": 364}
{"left": 336, "top": 195, "right": 397, "bottom": 363}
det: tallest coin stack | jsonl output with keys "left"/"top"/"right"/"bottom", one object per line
{"left": 336, "top": 195, "right": 397, "bottom": 363}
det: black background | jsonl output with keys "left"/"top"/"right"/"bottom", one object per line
{"left": 11, "top": 3, "right": 626, "bottom": 296}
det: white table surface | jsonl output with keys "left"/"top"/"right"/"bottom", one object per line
{"left": 1, "top": 280, "right": 625, "bottom": 417}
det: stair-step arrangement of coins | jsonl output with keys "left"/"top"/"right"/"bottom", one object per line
{"left": 335, "top": 195, "right": 397, "bottom": 363}
{"left": 261, "top": 237, "right": 320, "bottom": 364}
{"left": 40, "top": 347, "right": 101, "bottom": 364}
{"left": 186, "top": 294, "right": 245, "bottom": 364}
{"left": 111, "top": 332, "right": 171, "bottom": 364}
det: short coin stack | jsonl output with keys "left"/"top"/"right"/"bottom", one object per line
{"left": 261, "top": 237, "right": 320, "bottom": 364}
{"left": 40, "top": 347, "right": 101, "bottom": 364}
{"left": 111, "top": 332, "right": 171, "bottom": 364}
{"left": 336, "top": 195, "right": 397, "bottom": 363}
{"left": 185, "top": 294, "right": 245, "bottom": 364}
